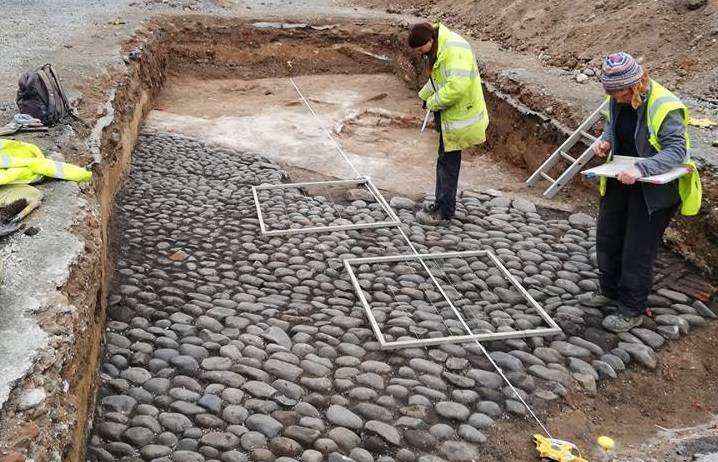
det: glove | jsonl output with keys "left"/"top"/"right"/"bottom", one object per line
{"left": 422, "top": 100, "right": 427, "bottom": 110}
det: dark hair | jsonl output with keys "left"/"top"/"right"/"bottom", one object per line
{"left": 408, "top": 22, "right": 435, "bottom": 48}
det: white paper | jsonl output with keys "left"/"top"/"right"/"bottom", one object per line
{"left": 581, "top": 155, "right": 689, "bottom": 185}
{"left": 581, "top": 156, "right": 634, "bottom": 178}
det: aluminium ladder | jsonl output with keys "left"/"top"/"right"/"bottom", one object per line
{"left": 526, "top": 100, "right": 608, "bottom": 198}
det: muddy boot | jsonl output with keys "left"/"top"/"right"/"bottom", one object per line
{"left": 602, "top": 313, "right": 643, "bottom": 333}
{"left": 416, "top": 209, "right": 445, "bottom": 226}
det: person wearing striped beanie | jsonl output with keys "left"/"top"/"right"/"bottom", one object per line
{"left": 600, "top": 52, "right": 645, "bottom": 93}
{"left": 589, "top": 52, "right": 695, "bottom": 334}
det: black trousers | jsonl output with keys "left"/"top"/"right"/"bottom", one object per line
{"left": 596, "top": 180, "right": 677, "bottom": 315}
{"left": 435, "top": 118, "right": 462, "bottom": 219}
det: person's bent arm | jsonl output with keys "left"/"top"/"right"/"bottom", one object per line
{"left": 426, "top": 48, "right": 473, "bottom": 112}
{"left": 418, "top": 79, "right": 435, "bottom": 102}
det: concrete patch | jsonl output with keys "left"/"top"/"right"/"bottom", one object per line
{"left": 0, "top": 181, "right": 85, "bottom": 409}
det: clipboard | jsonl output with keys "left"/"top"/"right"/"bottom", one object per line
{"left": 581, "top": 155, "right": 689, "bottom": 184}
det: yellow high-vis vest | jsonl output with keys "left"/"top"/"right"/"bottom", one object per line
{"left": 418, "top": 23, "right": 489, "bottom": 152}
{"left": 0, "top": 139, "right": 92, "bottom": 185}
{"left": 598, "top": 81, "right": 701, "bottom": 216}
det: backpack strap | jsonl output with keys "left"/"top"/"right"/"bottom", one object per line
{"left": 35, "top": 68, "right": 57, "bottom": 123}
{"left": 45, "top": 64, "right": 86, "bottom": 125}
{"left": 45, "top": 64, "right": 71, "bottom": 113}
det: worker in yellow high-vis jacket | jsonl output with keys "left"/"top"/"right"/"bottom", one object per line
{"left": 590, "top": 52, "right": 701, "bottom": 334}
{"left": 408, "top": 22, "right": 489, "bottom": 225}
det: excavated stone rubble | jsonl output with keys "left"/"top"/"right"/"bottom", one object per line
{"left": 86, "top": 130, "right": 716, "bottom": 462}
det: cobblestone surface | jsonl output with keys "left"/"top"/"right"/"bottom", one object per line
{"left": 87, "top": 130, "right": 717, "bottom": 461}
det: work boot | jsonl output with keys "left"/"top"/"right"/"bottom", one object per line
{"left": 602, "top": 313, "right": 643, "bottom": 333}
{"left": 416, "top": 209, "right": 445, "bottom": 225}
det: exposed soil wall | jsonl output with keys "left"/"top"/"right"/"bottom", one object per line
{"left": 146, "top": 16, "right": 590, "bottom": 204}
{"left": 0, "top": 17, "right": 170, "bottom": 462}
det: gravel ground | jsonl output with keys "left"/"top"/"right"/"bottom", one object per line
{"left": 0, "top": 0, "right": 139, "bottom": 100}
{"left": 0, "top": 0, "right": 390, "bottom": 102}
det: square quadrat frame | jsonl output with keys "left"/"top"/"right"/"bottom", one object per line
{"left": 343, "top": 249, "right": 562, "bottom": 350}
{"left": 252, "top": 177, "right": 401, "bottom": 237}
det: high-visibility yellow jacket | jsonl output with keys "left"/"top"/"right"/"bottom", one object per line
{"left": 0, "top": 139, "right": 92, "bottom": 185}
{"left": 599, "top": 81, "right": 701, "bottom": 216}
{"left": 418, "top": 23, "right": 489, "bottom": 152}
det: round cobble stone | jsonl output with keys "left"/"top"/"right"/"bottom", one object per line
{"left": 92, "top": 132, "right": 712, "bottom": 462}
{"left": 241, "top": 431, "right": 268, "bottom": 450}
{"left": 434, "top": 402, "right": 470, "bottom": 421}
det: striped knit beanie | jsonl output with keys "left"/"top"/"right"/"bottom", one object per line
{"left": 600, "top": 52, "right": 643, "bottom": 91}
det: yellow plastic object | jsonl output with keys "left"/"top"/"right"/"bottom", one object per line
{"left": 0, "top": 184, "right": 43, "bottom": 222}
{"left": 533, "top": 434, "right": 589, "bottom": 462}
{"left": 688, "top": 117, "right": 717, "bottom": 128}
{"left": 597, "top": 436, "right": 615, "bottom": 450}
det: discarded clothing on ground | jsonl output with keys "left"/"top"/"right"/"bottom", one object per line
{"left": 0, "top": 139, "right": 91, "bottom": 237}
{"left": 0, "top": 114, "right": 47, "bottom": 136}
{"left": 0, "top": 138, "right": 92, "bottom": 185}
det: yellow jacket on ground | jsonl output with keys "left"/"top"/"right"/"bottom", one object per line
{"left": 0, "top": 139, "right": 92, "bottom": 185}
{"left": 418, "top": 23, "right": 489, "bottom": 152}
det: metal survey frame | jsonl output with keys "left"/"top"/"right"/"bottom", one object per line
{"left": 286, "top": 76, "right": 559, "bottom": 438}
{"left": 343, "top": 249, "right": 562, "bottom": 349}
{"left": 252, "top": 176, "right": 401, "bottom": 236}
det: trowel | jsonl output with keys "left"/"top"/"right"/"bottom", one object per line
{"left": 420, "top": 108, "right": 431, "bottom": 132}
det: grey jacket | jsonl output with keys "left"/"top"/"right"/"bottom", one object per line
{"left": 599, "top": 83, "right": 687, "bottom": 213}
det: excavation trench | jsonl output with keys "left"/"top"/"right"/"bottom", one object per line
{"left": 141, "top": 23, "right": 586, "bottom": 208}
{"left": 12, "top": 15, "right": 714, "bottom": 462}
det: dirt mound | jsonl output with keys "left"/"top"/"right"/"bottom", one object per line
{"left": 480, "top": 321, "right": 718, "bottom": 461}
{"left": 357, "top": 0, "right": 718, "bottom": 99}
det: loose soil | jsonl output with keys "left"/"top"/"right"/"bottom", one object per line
{"left": 354, "top": 0, "right": 718, "bottom": 100}
{"left": 148, "top": 73, "right": 548, "bottom": 204}
{"left": 483, "top": 321, "right": 718, "bottom": 461}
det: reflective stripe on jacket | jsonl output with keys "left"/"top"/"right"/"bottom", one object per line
{"left": 0, "top": 139, "right": 92, "bottom": 184}
{"left": 418, "top": 23, "right": 489, "bottom": 152}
